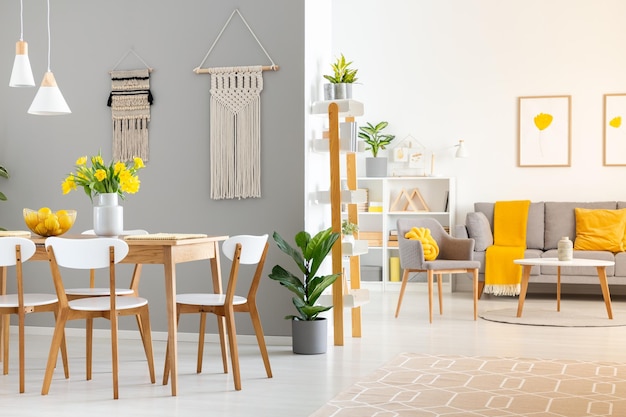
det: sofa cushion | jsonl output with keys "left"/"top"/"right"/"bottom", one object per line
{"left": 466, "top": 212, "right": 493, "bottom": 251}
{"left": 544, "top": 202, "right": 617, "bottom": 249}
{"left": 474, "top": 201, "right": 544, "bottom": 250}
{"left": 573, "top": 208, "right": 626, "bottom": 252}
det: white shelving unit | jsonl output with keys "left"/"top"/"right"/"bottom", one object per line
{"left": 350, "top": 176, "right": 456, "bottom": 292}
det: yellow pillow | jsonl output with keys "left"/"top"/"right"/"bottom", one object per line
{"left": 574, "top": 208, "right": 626, "bottom": 252}
{"left": 405, "top": 227, "right": 439, "bottom": 260}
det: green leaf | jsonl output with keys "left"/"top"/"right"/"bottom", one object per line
{"left": 0, "top": 192, "right": 6, "bottom": 201}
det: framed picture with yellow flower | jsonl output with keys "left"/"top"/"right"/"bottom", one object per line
{"left": 518, "top": 95, "right": 571, "bottom": 167}
{"left": 603, "top": 93, "right": 626, "bottom": 166}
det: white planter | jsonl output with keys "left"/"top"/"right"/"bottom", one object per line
{"left": 93, "top": 193, "right": 123, "bottom": 236}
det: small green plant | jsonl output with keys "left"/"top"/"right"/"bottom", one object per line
{"left": 323, "top": 53, "right": 358, "bottom": 84}
{"left": 358, "top": 121, "right": 396, "bottom": 157}
{"left": 269, "top": 228, "right": 341, "bottom": 321}
{"left": 341, "top": 220, "right": 358, "bottom": 236}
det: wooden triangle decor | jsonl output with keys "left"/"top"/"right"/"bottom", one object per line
{"left": 390, "top": 188, "right": 430, "bottom": 212}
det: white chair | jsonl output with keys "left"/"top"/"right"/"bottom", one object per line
{"left": 0, "top": 237, "right": 68, "bottom": 393}
{"left": 42, "top": 237, "right": 155, "bottom": 399}
{"left": 65, "top": 229, "right": 148, "bottom": 381}
{"left": 163, "top": 234, "right": 272, "bottom": 391}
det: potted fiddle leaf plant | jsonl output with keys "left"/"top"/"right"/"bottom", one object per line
{"left": 323, "top": 53, "right": 358, "bottom": 100}
{"left": 358, "top": 121, "right": 396, "bottom": 177}
{"left": 269, "top": 227, "right": 341, "bottom": 354}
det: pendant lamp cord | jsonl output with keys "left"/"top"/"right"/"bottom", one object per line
{"left": 19, "top": 0, "right": 24, "bottom": 41}
{"left": 46, "top": 0, "right": 51, "bottom": 72}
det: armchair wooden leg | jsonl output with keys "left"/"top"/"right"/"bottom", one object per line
{"left": 477, "top": 281, "right": 485, "bottom": 299}
{"left": 472, "top": 269, "right": 479, "bottom": 320}
{"left": 428, "top": 270, "right": 434, "bottom": 323}
{"left": 395, "top": 270, "right": 411, "bottom": 318}
{"left": 437, "top": 274, "right": 443, "bottom": 315}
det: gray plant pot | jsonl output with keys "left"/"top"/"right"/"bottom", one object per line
{"left": 366, "top": 157, "right": 388, "bottom": 177}
{"left": 323, "top": 83, "right": 353, "bottom": 101}
{"left": 292, "top": 318, "right": 328, "bottom": 354}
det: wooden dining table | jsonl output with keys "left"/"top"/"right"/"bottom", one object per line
{"left": 6, "top": 233, "right": 228, "bottom": 396}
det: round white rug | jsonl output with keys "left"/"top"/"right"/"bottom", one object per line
{"left": 479, "top": 307, "right": 626, "bottom": 327}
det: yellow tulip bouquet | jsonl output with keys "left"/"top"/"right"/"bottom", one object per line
{"left": 62, "top": 153, "right": 145, "bottom": 201}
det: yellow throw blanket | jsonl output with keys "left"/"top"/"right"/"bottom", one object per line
{"left": 485, "top": 200, "right": 530, "bottom": 296}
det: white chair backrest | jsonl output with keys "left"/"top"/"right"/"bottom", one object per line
{"left": 222, "top": 234, "right": 268, "bottom": 265}
{"left": 82, "top": 229, "right": 148, "bottom": 236}
{"left": 45, "top": 237, "right": 129, "bottom": 269}
{"left": 0, "top": 237, "right": 36, "bottom": 266}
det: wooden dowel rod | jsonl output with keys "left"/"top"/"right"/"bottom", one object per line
{"left": 193, "top": 65, "right": 280, "bottom": 74}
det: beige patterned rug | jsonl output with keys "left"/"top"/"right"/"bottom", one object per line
{"left": 309, "top": 353, "right": 626, "bottom": 416}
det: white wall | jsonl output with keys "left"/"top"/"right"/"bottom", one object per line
{"left": 331, "top": 0, "right": 626, "bottom": 224}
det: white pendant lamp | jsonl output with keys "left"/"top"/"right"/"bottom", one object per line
{"left": 9, "top": 0, "right": 35, "bottom": 87}
{"left": 28, "top": 0, "right": 71, "bottom": 115}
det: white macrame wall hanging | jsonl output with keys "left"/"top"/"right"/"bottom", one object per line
{"left": 108, "top": 50, "right": 154, "bottom": 162}
{"left": 194, "top": 9, "right": 279, "bottom": 200}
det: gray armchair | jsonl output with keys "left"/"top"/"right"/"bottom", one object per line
{"left": 395, "top": 218, "right": 481, "bottom": 323}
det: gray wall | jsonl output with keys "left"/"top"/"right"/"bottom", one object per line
{"left": 0, "top": 0, "right": 305, "bottom": 336}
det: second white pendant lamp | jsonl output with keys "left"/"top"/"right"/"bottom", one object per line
{"left": 28, "top": 0, "right": 71, "bottom": 115}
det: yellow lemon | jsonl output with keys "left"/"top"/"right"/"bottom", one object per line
{"left": 25, "top": 211, "right": 39, "bottom": 228}
{"left": 58, "top": 213, "right": 73, "bottom": 230}
{"left": 45, "top": 215, "right": 60, "bottom": 233}
{"left": 38, "top": 207, "right": 52, "bottom": 222}
{"left": 34, "top": 223, "right": 48, "bottom": 236}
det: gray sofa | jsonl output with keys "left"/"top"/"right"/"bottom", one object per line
{"left": 456, "top": 201, "right": 626, "bottom": 293}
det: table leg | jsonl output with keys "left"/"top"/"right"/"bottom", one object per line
{"left": 596, "top": 266, "right": 613, "bottom": 319}
{"left": 163, "top": 251, "right": 178, "bottom": 396}
{"left": 557, "top": 266, "right": 561, "bottom": 312}
{"left": 516, "top": 265, "right": 531, "bottom": 317}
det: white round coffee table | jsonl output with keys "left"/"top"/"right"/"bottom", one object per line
{"left": 513, "top": 257, "right": 615, "bottom": 319}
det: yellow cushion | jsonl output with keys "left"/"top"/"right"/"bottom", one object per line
{"left": 574, "top": 208, "right": 626, "bottom": 252}
{"left": 405, "top": 227, "right": 439, "bottom": 260}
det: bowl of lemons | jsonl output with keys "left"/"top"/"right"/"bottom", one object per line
{"left": 23, "top": 207, "right": 77, "bottom": 237}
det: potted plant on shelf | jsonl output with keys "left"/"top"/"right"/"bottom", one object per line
{"left": 269, "top": 227, "right": 341, "bottom": 354}
{"left": 341, "top": 220, "right": 358, "bottom": 244}
{"left": 358, "top": 121, "right": 396, "bottom": 177}
{"left": 323, "top": 53, "right": 358, "bottom": 100}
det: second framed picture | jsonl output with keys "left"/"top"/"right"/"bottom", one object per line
{"left": 518, "top": 95, "right": 571, "bottom": 167}
{"left": 603, "top": 93, "right": 626, "bottom": 166}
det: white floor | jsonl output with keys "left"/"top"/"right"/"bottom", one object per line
{"left": 1, "top": 289, "right": 626, "bottom": 416}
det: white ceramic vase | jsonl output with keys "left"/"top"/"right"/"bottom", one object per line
{"left": 93, "top": 193, "right": 123, "bottom": 236}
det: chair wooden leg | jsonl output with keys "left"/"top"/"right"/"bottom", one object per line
{"left": 216, "top": 315, "right": 228, "bottom": 374}
{"left": 477, "top": 280, "right": 485, "bottom": 299}
{"left": 111, "top": 311, "right": 119, "bottom": 400}
{"left": 18, "top": 311, "right": 25, "bottom": 393}
{"left": 395, "top": 270, "right": 411, "bottom": 318}
{"left": 428, "top": 270, "right": 434, "bottom": 323}
{"left": 138, "top": 308, "right": 155, "bottom": 383}
{"left": 86, "top": 317, "right": 93, "bottom": 380}
{"left": 249, "top": 304, "right": 272, "bottom": 378}
{"left": 437, "top": 274, "right": 443, "bottom": 315}
{"left": 224, "top": 307, "right": 241, "bottom": 390}
{"left": 2, "top": 314, "right": 8, "bottom": 375}
{"left": 197, "top": 312, "right": 206, "bottom": 374}
{"left": 54, "top": 310, "right": 70, "bottom": 379}
{"left": 42, "top": 312, "right": 68, "bottom": 395}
